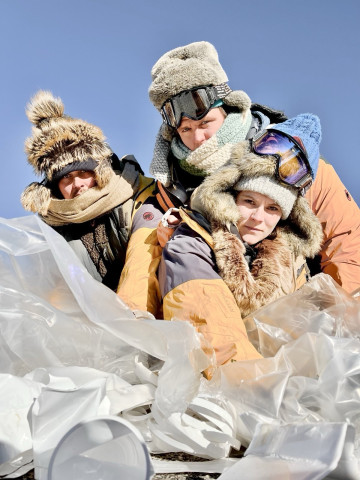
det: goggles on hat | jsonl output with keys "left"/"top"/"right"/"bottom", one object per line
{"left": 251, "top": 129, "right": 313, "bottom": 194}
{"left": 161, "top": 83, "right": 232, "bottom": 129}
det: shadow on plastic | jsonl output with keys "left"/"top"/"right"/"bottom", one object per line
{"left": 48, "top": 416, "right": 154, "bottom": 479}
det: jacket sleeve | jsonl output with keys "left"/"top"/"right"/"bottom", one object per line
{"left": 158, "top": 223, "right": 262, "bottom": 374}
{"left": 117, "top": 196, "right": 163, "bottom": 317}
{"left": 305, "top": 159, "right": 360, "bottom": 294}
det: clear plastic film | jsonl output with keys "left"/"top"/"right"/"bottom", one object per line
{"left": 0, "top": 215, "right": 360, "bottom": 479}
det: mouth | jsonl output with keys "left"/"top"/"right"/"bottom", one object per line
{"left": 244, "top": 226, "right": 263, "bottom": 232}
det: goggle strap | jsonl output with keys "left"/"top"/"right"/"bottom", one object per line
{"left": 212, "top": 83, "right": 232, "bottom": 100}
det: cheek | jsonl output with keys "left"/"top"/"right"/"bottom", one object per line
{"left": 208, "top": 123, "right": 222, "bottom": 137}
{"left": 265, "top": 214, "right": 281, "bottom": 229}
{"left": 86, "top": 177, "right": 97, "bottom": 188}
{"left": 236, "top": 205, "right": 251, "bottom": 222}
{"left": 58, "top": 181, "right": 71, "bottom": 197}
{"left": 178, "top": 132, "right": 192, "bottom": 149}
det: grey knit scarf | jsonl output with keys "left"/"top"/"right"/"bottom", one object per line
{"left": 150, "top": 111, "right": 252, "bottom": 186}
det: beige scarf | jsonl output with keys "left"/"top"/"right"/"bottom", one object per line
{"left": 41, "top": 169, "right": 137, "bottom": 227}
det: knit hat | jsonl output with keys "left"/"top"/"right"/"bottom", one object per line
{"left": 149, "top": 41, "right": 253, "bottom": 186}
{"left": 234, "top": 175, "right": 298, "bottom": 220}
{"left": 270, "top": 113, "right": 322, "bottom": 178}
{"left": 149, "top": 41, "right": 251, "bottom": 115}
{"left": 21, "top": 90, "right": 114, "bottom": 215}
{"left": 191, "top": 132, "right": 324, "bottom": 260}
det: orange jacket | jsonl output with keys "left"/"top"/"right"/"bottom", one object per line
{"left": 159, "top": 214, "right": 263, "bottom": 377}
{"left": 117, "top": 177, "right": 163, "bottom": 317}
{"left": 305, "top": 159, "right": 360, "bottom": 294}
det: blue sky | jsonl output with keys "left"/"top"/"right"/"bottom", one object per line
{"left": 1, "top": 0, "right": 359, "bottom": 219}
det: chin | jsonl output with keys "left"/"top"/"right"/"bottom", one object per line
{"left": 241, "top": 233, "right": 265, "bottom": 245}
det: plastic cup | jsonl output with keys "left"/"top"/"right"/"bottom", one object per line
{"left": 48, "top": 416, "right": 154, "bottom": 479}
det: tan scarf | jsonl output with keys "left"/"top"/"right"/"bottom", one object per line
{"left": 41, "top": 169, "right": 137, "bottom": 227}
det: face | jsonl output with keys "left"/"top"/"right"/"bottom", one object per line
{"left": 58, "top": 170, "right": 97, "bottom": 199}
{"left": 176, "top": 107, "right": 226, "bottom": 151}
{"left": 236, "top": 191, "right": 282, "bottom": 245}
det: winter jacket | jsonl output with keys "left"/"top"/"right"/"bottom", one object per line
{"left": 117, "top": 192, "right": 164, "bottom": 317}
{"left": 305, "top": 158, "right": 360, "bottom": 294}
{"left": 55, "top": 159, "right": 158, "bottom": 293}
{"left": 158, "top": 143, "right": 323, "bottom": 372}
{"left": 154, "top": 105, "right": 360, "bottom": 294}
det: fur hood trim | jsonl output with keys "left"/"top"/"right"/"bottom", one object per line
{"left": 191, "top": 141, "right": 323, "bottom": 258}
{"left": 21, "top": 182, "right": 51, "bottom": 216}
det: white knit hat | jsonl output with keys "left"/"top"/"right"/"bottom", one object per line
{"left": 234, "top": 175, "right": 298, "bottom": 219}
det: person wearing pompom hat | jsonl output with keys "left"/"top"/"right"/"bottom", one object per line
{"left": 21, "top": 90, "right": 163, "bottom": 305}
{"left": 158, "top": 113, "right": 324, "bottom": 376}
{"left": 149, "top": 41, "right": 360, "bottom": 294}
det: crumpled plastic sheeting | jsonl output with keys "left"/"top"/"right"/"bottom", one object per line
{"left": 0, "top": 215, "right": 360, "bottom": 479}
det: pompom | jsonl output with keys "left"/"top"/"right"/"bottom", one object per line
{"left": 26, "top": 90, "right": 64, "bottom": 126}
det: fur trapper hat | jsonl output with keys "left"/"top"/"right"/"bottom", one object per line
{"left": 191, "top": 141, "right": 323, "bottom": 258}
{"left": 21, "top": 90, "right": 114, "bottom": 215}
{"left": 149, "top": 41, "right": 251, "bottom": 115}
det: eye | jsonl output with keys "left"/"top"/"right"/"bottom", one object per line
{"left": 268, "top": 205, "right": 280, "bottom": 212}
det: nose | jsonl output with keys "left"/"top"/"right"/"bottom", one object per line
{"left": 250, "top": 207, "right": 265, "bottom": 222}
{"left": 193, "top": 128, "right": 207, "bottom": 148}
{"left": 73, "top": 176, "right": 85, "bottom": 188}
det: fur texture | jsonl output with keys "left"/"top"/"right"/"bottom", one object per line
{"left": 191, "top": 141, "right": 323, "bottom": 258}
{"left": 22, "top": 90, "right": 114, "bottom": 215}
{"left": 212, "top": 221, "right": 295, "bottom": 318}
{"left": 190, "top": 140, "right": 323, "bottom": 316}
{"left": 149, "top": 41, "right": 251, "bottom": 114}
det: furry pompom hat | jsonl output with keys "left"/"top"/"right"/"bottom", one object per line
{"left": 21, "top": 90, "right": 114, "bottom": 215}
{"left": 149, "top": 41, "right": 251, "bottom": 115}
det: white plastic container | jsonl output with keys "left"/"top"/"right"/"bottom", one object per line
{"left": 48, "top": 416, "right": 154, "bottom": 479}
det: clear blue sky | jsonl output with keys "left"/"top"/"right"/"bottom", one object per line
{"left": 1, "top": 0, "right": 359, "bottom": 219}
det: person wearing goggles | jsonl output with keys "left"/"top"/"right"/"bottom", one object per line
{"left": 158, "top": 114, "right": 324, "bottom": 377}
{"left": 149, "top": 40, "right": 359, "bottom": 298}
{"left": 160, "top": 83, "right": 232, "bottom": 129}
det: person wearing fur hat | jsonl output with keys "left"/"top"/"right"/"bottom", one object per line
{"left": 21, "top": 90, "right": 163, "bottom": 306}
{"left": 149, "top": 41, "right": 360, "bottom": 295}
{"left": 158, "top": 114, "right": 324, "bottom": 375}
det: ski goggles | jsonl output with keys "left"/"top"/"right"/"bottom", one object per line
{"left": 251, "top": 129, "right": 313, "bottom": 193}
{"left": 161, "top": 83, "right": 232, "bottom": 129}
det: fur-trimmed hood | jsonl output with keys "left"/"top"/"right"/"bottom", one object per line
{"left": 191, "top": 141, "right": 323, "bottom": 259}
{"left": 21, "top": 90, "right": 114, "bottom": 216}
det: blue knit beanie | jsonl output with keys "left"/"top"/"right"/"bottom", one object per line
{"left": 270, "top": 113, "right": 322, "bottom": 179}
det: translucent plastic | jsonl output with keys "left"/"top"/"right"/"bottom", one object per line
{"left": 48, "top": 416, "right": 154, "bottom": 480}
{"left": 0, "top": 215, "right": 360, "bottom": 479}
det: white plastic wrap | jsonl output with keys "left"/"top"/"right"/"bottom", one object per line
{"left": 0, "top": 215, "right": 360, "bottom": 479}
